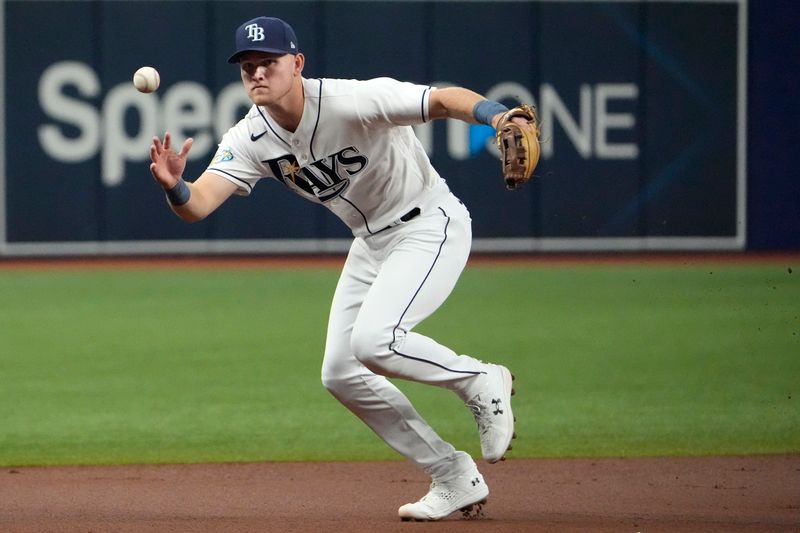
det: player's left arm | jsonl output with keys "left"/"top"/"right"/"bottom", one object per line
{"left": 428, "top": 87, "right": 506, "bottom": 129}
{"left": 429, "top": 86, "right": 541, "bottom": 189}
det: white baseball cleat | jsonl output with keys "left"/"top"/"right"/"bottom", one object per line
{"left": 398, "top": 470, "right": 489, "bottom": 521}
{"left": 466, "top": 364, "right": 516, "bottom": 463}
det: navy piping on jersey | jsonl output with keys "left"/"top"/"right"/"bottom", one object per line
{"left": 340, "top": 195, "right": 375, "bottom": 234}
{"left": 389, "top": 207, "right": 485, "bottom": 377}
{"left": 206, "top": 168, "right": 253, "bottom": 193}
{"left": 256, "top": 107, "right": 291, "bottom": 149}
{"left": 421, "top": 87, "right": 431, "bottom": 122}
{"left": 309, "top": 79, "right": 323, "bottom": 161}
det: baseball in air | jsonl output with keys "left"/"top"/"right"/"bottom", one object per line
{"left": 133, "top": 66, "right": 160, "bottom": 93}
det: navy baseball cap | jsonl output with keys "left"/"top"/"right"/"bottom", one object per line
{"left": 227, "top": 17, "right": 299, "bottom": 63}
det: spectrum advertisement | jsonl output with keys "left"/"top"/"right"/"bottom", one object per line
{"left": 1, "top": 0, "right": 744, "bottom": 254}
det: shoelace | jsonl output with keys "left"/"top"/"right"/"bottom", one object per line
{"left": 421, "top": 481, "right": 460, "bottom": 504}
{"left": 466, "top": 396, "right": 491, "bottom": 437}
{"left": 420, "top": 482, "right": 438, "bottom": 502}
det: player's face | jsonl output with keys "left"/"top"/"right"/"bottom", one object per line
{"left": 239, "top": 51, "right": 303, "bottom": 106}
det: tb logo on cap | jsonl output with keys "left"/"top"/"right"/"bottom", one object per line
{"left": 245, "top": 23, "right": 265, "bottom": 42}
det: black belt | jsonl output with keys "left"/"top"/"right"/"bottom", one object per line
{"left": 377, "top": 207, "right": 421, "bottom": 233}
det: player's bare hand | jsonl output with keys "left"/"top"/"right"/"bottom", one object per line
{"left": 149, "top": 132, "right": 194, "bottom": 189}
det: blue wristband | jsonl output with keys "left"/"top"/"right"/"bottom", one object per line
{"left": 473, "top": 100, "right": 509, "bottom": 127}
{"left": 166, "top": 178, "right": 191, "bottom": 206}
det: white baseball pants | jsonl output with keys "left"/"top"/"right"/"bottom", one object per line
{"left": 321, "top": 192, "right": 487, "bottom": 480}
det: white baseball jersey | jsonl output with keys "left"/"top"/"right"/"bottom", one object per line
{"left": 206, "top": 77, "right": 451, "bottom": 237}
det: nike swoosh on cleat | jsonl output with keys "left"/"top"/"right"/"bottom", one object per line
{"left": 250, "top": 131, "right": 267, "bottom": 141}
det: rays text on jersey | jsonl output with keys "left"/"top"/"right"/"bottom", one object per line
{"left": 265, "top": 146, "right": 368, "bottom": 202}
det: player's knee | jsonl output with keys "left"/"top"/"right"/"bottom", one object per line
{"left": 321, "top": 358, "right": 350, "bottom": 395}
{"left": 349, "top": 325, "right": 394, "bottom": 370}
{"left": 321, "top": 367, "right": 352, "bottom": 399}
{"left": 321, "top": 372, "right": 343, "bottom": 395}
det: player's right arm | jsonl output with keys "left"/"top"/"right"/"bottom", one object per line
{"left": 168, "top": 171, "right": 238, "bottom": 223}
{"left": 149, "top": 132, "right": 238, "bottom": 223}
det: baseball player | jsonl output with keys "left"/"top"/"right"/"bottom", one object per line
{"left": 149, "top": 16, "right": 526, "bottom": 521}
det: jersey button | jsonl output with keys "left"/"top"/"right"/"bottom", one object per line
{"left": 292, "top": 139, "right": 300, "bottom": 146}
{"left": 300, "top": 154, "right": 308, "bottom": 161}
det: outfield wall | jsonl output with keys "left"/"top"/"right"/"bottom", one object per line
{"left": 2, "top": 0, "right": 793, "bottom": 256}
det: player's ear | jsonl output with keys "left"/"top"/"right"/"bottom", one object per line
{"left": 294, "top": 53, "right": 305, "bottom": 76}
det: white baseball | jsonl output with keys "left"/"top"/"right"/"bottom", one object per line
{"left": 133, "top": 66, "right": 160, "bottom": 93}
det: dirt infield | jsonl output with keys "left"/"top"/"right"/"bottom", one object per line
{"left": 2, "top": 456, "right": 798, "bottom": 532}
{"left": 0, "top": 251, "right": 798, "bottom": 271}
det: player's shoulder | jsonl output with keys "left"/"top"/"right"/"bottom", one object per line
{"left": 304, "top": 77, "right": 360, "bottom": 98}
{"left": 224, "top": 105, "right": 267, "bottom": 140}
{"left": 306, "top": 76, "right": 414, "bottom": 98}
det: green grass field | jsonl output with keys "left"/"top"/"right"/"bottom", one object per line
{"left": 0, "top": 261, "right": 797, "bottom": 467}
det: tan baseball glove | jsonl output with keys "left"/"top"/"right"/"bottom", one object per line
{"left": 496, "top": 104, "right": 541, "bottom": 190}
